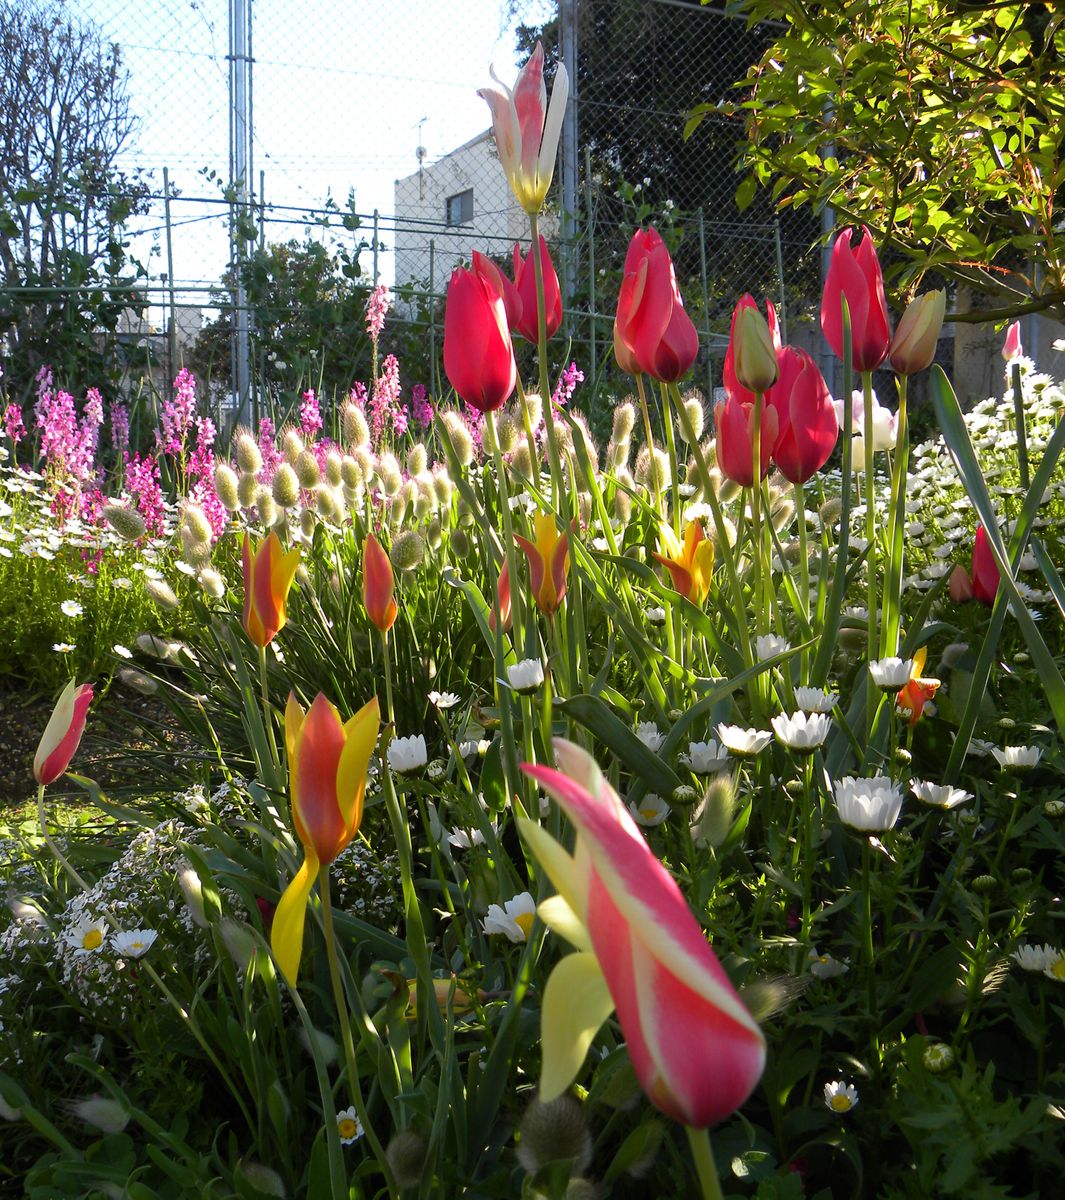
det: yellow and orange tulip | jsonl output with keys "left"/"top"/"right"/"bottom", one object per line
{"left": 363, "top": 533, "right": 398, "bottom": 633}
{"left": 895, "top": 646, "right": 940, "bottom": 727}
{"left": 271, "top": 692, "right": 380, "bottom": 985}
{"left": 242, "top": 531, "right": 300, "bottom": 648}
{"left": 653, "top": 521, "right": 714, "bottom": 605}
{"left": 514, "top": 513, "right": 570, "bottom": 617}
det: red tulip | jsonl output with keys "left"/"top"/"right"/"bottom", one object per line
{"left": 488, "top": 557, "right": 512, "bottom": 633}
{"left": 766, "top": 347, "right": 838, "bottom": 484}
{"left": 948, "top": 564, "right": 973, "bottom": 604}
{"left": 821, "top": 226, "right": 891, "bottom": 372}
{"left": 723, "top": 295, "right": 781, "bottom": 405}
{"left": 713, "top": 394, "right": 778, "bottom": 487}
{"left": 519, "top": 739, "right": 765, "bottom": 1126}
{"left": 443, "top": 265, "right": 517, "bottom": 412}
{"left": 472, "top": 250, "right": 522, "bottom": 331}
{"left": 33, "top": 679, "right": 93, "bottom": 786}
{"left": 363, "top": 533, "right": 398, "bottom": 633}
{"left": 613, "top": 227, "right": 699, "bottom": 383}
{"left": 971, "top": 525, "right": 1001, "bottom": 606}
{"left": 512, "top": 235, "right": 562, "bottom": 344}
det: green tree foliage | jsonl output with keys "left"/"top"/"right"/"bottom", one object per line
{"left": 696, "top": 1, "right": 1065, "bottom": 320}
{"left": 0, "top": 0, "right": 149, "bottom": 397}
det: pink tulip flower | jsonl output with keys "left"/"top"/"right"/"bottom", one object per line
{"left": 512, "top": 235, "right": 562, "bottom": 344}
{"left": 443, "top": 265, "right": 518, "bottom": 413}
{"left": 1002, "top": 320, "right": 1022, "bottom": 362}
{"left": 713, "top": 394, "right": 778, "bottom": 488}
{"left": 34, "top": 679, "right": 93, "bottom": 786}
{"left": 520, "top": 739, "right": 765, "bottom": 1128}
{"left": 722, "top": 294, "right": 781, "bottom": 405}
{"left": 971, "top": 525, "right": 1001, "bottom": 606}
{"left": 766, "top": 347, "right": 838, "bottom": 484}
{"left": 821, "top": 226, "right": 891, "bottom": 372}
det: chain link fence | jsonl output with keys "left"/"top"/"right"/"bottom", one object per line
{"left": 1, "top": 0, "right": 820, "bottom": 421}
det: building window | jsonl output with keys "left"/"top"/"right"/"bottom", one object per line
{"left": 445, "top": 189, "right": 473, "bottom": 226}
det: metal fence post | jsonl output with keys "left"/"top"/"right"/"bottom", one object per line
{"left": 697, "top": 207, "right": 713, "bottom": 404}
{"left": 583, "top": 144, "right": 596, "bottom": 381}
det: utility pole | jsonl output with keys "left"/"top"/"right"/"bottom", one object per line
{"left": 228, "top": 0, "right": 253, "bottom": 428}
{"left": 559, "top": 0, "right": 578, "bottom": 325}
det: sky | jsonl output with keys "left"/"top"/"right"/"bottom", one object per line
{"left": 70, "top": 0, "right": 553, "bottom": 323}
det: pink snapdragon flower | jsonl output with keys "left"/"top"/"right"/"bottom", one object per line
{"left": 366, "top": 285, "right": 390, "bottom": 341}
{"left": 299, "top": 389, "right": 323, "bottom": 440}
{"left": 411, "top": 384, "right": 433, "bottom": 429}
{"left": 3, "top": 403, "right": 25, "bottom": 445}
{"left": 551, "top": 361, "right": 584, "bottom": 410}
{"left": 159, "top": 369, "right": 197, "bottom": 456}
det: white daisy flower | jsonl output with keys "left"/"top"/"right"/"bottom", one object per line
{"left": 682, "top": 740, "right": 729, "bottom": 775}
{"left": 388, "top": 734, "right": 428, "bottom": 774}
{"left": 65, "top": 916, "right": 107, "bottom": 956}
{"left": 868, "top": 657, "right": 914, "bottom": 689}
{"left": 793, "top": 687, "right": 838, "bottom": 714}
{"left": 428, "top": 691, "right": 461, "bottom": 710}
{"left": 482, "top": 892, "right": 537, "bottom": 943}
{"left": 644, "top": 606, "right": 667, "bottom": 624}
{"left": 1011, "top": 943, "right": 1060, "bottom": 973}
{"left": 807, "top": 949, "right": 849, "bottom": 980}
{"left": 636, "top": 722, "right": 664, "bottom": 752}
{"left": 910, "top": 780, "right": 973, "bottom": 810}
{"left": 446, "top": 827, "right": 485, "bottom": 851}
{"left": 112, "top": 643, "right": 133, "bottom": 659}
{"left": 113, "top": 929, "right": 158, "bottom": 959}
{"left": 755, "top": 634, "right": 791, "bottom": 662}
{"left": 336, "top": 1106, "right": 364, "bottom": 1145}
{"left": 824, "top": 1081, "right": 859, "bottom": 1114}
{"left": 832, "top": 776, "right": 903, "bottom": 831}
{"left": 990, "top": 745, "right": 1043, "bottom": 771}
{"left": 60, "top": 600, "right": 83, "bottom": 618}
{"left": 506, "top": 659, "right": 545, "bottom": 694}
{"left": 628, "top": 794, "right": 671, "bottom": 827}
{"left": 52, "top": 643, "right": 76, "bottom": 654}
{"left": 771, "top": 711, "right": 831, "bottom": 753}
{"left": 717, "top": 724, "right": 773, "bottom": 758}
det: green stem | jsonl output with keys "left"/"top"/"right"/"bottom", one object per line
{"left": 635, "top": 373, "right": 661, "bottom": 515}
{"left": 862, "top": 370, "right": 878, "bottom": 740}
{"left": 36, "top": 782, "right": 90, "bottom": 892}
{"left": 750, "top": 390, "right": 767, "bottom": 636}
{"left": 529, "top": 212, "right": 564, "bottom": 513}
{"left": 685, "top": 1125, "right": 725, "bottom": 1200}
{"left": 258, "top": 643, "right": 280, "bottom": 772}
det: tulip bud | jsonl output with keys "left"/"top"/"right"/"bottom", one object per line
{"left": 213, "top": 462, "right": 240, "bottom": 512}
{"left": 344, "top": 401, "right": 370, "bottom": 447}
{"left": 386, "top": 1131, "right": 429, "bottom": 1189}
{"left": 268, "top": 463, "right": 297, "bottom": 508}
{"left": 33, "top": 679, "right": 93, "bottom": 786}
{"left": 282, "top": 428, "right": 304, "bottom": 464}
{"left": 948, "top": 564, "right": 973, "bottom": 603}
{"left": 888, "top": 290, "right": 945, "bottom": 375}
{"left": 103, "top": 503, "right": 146, "bottom": 541}
{"left": 1002, "top": 320, "right": 1022, "bottom": 362}
{"left": 364, "top": 533, "right": 398, "bottom": 632}
{"left": 516, "top": 1097, "right": 592, "bottom": 1175}
{"left": 295, "top": 449, "right": 320, "bottom": 489}
{"left": 234, "top": 470, "right": 257, "bottom": 509}
{"left": 732, "top": 305, "right": 779, "bottom": 393}
{"left": 234, "top": 430, "right": 263, "bottom": 476}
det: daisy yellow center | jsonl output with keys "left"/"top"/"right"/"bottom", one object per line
{"left": 514, "top": 912, "right": 535, "bottom": 938}
{"left": 830, "top": 1094, "right": 853, "bottom": 1113}
{"left": 82, "top": 929, "right": 103, "bottom": 951}
{"left": 1049, "top": 956, "right": 1065, "bottom": 980}
{"left": 640, "top": 806, "right": 659, "bottom": 821}
{"left": 130, "top": 940, "right": 145, "bottom": 951}
{"left": 337, "top": 1118, "right": 359, "bottom": 1139}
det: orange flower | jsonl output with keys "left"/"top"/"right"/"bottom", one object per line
{"left": 514, "top": 513, "right": 570, "bottom": 616}
{"left": 242, "top": 531, "right": 300, "bottom": 648}
{"left": 653, "top": 521, "right": 714, "bottom": 605}
{"left": 271, "top": 692, "right": 380, "bottom": 985}
{"left": 363, "top": 533, "right": 398, "bottom": 633}
{"left": 896, "top": 646, "right": 941, "bottom": 726}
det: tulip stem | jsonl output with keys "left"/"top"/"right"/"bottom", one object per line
{"left": 750, "top": 390, "right": 767, "bottom": 637}
{"left": 258, "top": 644, "right": 280, "bottom": 772}
{"left": 659, "top": 380, "right": 682, "bottom": 536}
{"left": 685, "top": 1126, "right": 725, "bottom": 1200}
{"left": 880, "top": 373, "right": 908, "bottom": 658}
{"left": 529, "top": 211, "right": 565, "bottom": 514}
{"left": 319, "top": 864, "right": 396, "bottom": 1194}
{"left": 36, "top": 781, "right": 90, "bottom": 893}
{"left": 635, "top": 373, "right": 661, "bottom": 514}
{"left": 862, "top": 370, "right": 879, "bottom": 741}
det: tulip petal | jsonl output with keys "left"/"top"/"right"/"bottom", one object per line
{"left": 539, "top": 950, "right": 615, "bottom": 1102}
{"left": 536, "top": 59, "right": 569, "bottom": 188}
{"left": 34, "top": 680, "right": 93, "bottom": 786}
{"left": 336, "top": 697, "right": 380, "bottom": 835}
{"left": 271, "top": 847, "right": 319, "bottom": 986}
{"left": 517, "top": 816, "right": 589, "bottom": 925}
{"left": 537, "top": 894, "right": 593, "bottom": 952}
{"left": 294, "top": 694, "right": 348, "bottom": 865}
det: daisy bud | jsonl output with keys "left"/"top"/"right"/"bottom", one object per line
{"left": 923, "top": 1042, "right": 955, "bottom": 1073}
{"left": 516, "top": 1097, "right": 592, "bottom": 1175}
{"left": 237, "top": 471, "right": 260, "bottom": 508}
{"left": 391, "top": 530, "right": 426, "bottom": 571}
{"left": 234, "top": 430, "right": 263, "bottom": 476}
{"left": 612, "top": 400, "right": 636, "bottom": 440}
{"left": 678, "top": 394, "right": 705, "bottom": 443}
{"left": 214, "top": 462, "right": 240, "bottom": 512}
{"left": 690, "top": 774, "right": 735, "bottom": 849}
{"left": 198, "top": 568, "right": 225, "bottom": 599}
{"left": 282, "top": 428, "right": 304, "bottom": 464}
{"left": 256, "top": 488, "right": 279, "bottom": 528}
{"left": 295, "top": 448, "right": 320, "bottom": 489}
{"left": 182, "top": 504, "right": 213, "bottom": 544}
{"left": 145, "top": 578, "right": 179, "bottom": 610}
{"left": 971, "top": 874, "right": 996, "bottom": 895}
{"left": 272, "top": 463, "right": 301, "bottom": 508}
{"left": 442, "top": 411, "right": 474, "bottom": 466}
{"left": 103, "top": 503, "right": 146, "bottom": 541}
{"left": 325, "top": 450, "right": 343, "bottom": 488}
{"left": 343, "top": 401, "right": 370, "bottom": 447}
{"left": 386, "top": 1131, "right": 429, "bottom": 1190}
